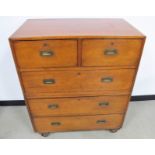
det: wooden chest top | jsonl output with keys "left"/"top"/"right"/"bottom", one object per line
{"left": 10, "top": 19, "right": 145, "bottom": 40}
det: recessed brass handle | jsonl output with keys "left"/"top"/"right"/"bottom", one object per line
{"left": 51, "top": 122, "right": 61, "bottom": 126}
{"left": 96, "top": 120, "right": 107, "bottom": 124}
{"left": 43, "top": 79, "right": 55, "bottom": 84}
{"left": 98, "top": 102, "right": 109, "bottom": 107}
{"left": 104, "top": 49, "right": 118, "bottom": 56}
{"left": 40, "top": 50, "right": 54, "bottom": 57}
{"left": 48, "top": 104, "right": 59, "bottom": 109}
{"left": 101, "top": 77, "right": 113, "bottom": 83}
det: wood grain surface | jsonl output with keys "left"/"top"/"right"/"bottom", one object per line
{"left": 21, "top": 69, "right": 136, "bottom": 98}
{"left": 82, "top": 39, "right": 143, "bottom": 67}
{"left": 33, "top": 114, "right": 124, "bottom": 132}
{"left": 10, "top": 19, "right": 145, "bottom": 40}
{"left": 28, "top": 95, "right": 129, "bottom": 116}
{"left": 13, "top": 40, "right": 78, "bottom": 69}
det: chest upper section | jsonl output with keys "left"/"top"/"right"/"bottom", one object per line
{"left": 12, "top": 38, "right": 143, "bottom": 69}
{"left": 10, "top": 19, "right": 145, "bottom": 70}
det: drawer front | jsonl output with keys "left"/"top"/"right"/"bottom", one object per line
{"left": 82, "top": 39, "right": 142, "bottom": 67}
{"left": 14, "top": 40, "right": 77, "bottom": 69}
{"left": 28, "top": 96, "right": 129, "bottom": 116}
{"left": 21, "top": 69, "right": 135, "bottom": 98}
{"left": 33, "top": 114, "right": 123, "bottom": 132}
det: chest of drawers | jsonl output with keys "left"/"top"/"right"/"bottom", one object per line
{"left": 9, "top": 19, "right": 145, "bottom": 137}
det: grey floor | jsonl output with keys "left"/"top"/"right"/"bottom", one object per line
{"left": 0, "top": 100, "right": 155, "bottom": 139}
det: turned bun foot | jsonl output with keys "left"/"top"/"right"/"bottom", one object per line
{"left": 109, "top": 129, "right": 119, "bottom": 133}
{"left": 41, "top": 132, "right": 50, "bottom": 137}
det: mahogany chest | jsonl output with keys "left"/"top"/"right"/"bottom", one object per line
{"left": 9, "top": 19, "right": 145, "bottom": 137}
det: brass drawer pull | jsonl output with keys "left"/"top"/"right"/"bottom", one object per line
{"left": 43, "top": 79, "right": 55, "bottom": 84}
{"left": 98, "top": 102, "right": 109, "bottom": 107}
{"left": 40, "top": 50, "right": 54, "bottom": 57}
{"left": 51, "top": 122, "right": 61, "bottom": 126}
{"left": 101, "top": 77, "right": 113, "bottom": 83}
{"left": 104, "top": 49, "right": 118, "bottom": 56}
{"left": 48, "top": 104, "right": 59, "bottom": 109}
{"left": 96, "top": 120, "right": 107, "bottom": 124}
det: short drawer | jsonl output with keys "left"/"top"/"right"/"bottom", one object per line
{"left": 33, "top": 114, "right": 123, "bottom": 132}
{"left": 28, "top": 95, "right": 129, "bottom": 116}
{"left": 13, "top": 40, "right": 77, "bottom": 69}
{"left": 82, "top": 39, "right": 142, "bottom": 67}
{"left": 21, "top": 69, "right": 135, "bottom": 98}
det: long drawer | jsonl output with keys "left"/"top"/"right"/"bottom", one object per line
{"left": 28, "top": 95, "right": 129, "bottom": 116}
{"left": 21, "top": 69, "right": 135, "bottom": 98}
{"left": 82, "top": 39, "right": 142, "bottom": 67}
{"left": 33, "top": 114, "right": 124, "bottom": 132}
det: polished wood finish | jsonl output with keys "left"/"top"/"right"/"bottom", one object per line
{"left": 14, "top": 40, "right": 77, "bottom": 69}
{"left": 21, "top": 69, "right": 135, "bottom": 98}
{"left": 82, "top": 39, "right": 142, "bottom": 67}
{"left": 9, "top": 19, "right": 145, "bottom": 135}
{"left": 28, "top": 95, "right": 129, "bottom": 116}
{"left": 10, "top": 19, "right": 144, "bottom": 40}
{"left": 33, "top": 114, "right": 124, "bottom": 132}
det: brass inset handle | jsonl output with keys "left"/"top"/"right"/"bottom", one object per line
{"left": 48, "top": 104, "right": 59, "bottom": 109}
{"left": 40, "top": 50, "right": 54, "bottom": 57}
{"left": 51, "top": 122, "right": 61, "bottom": 126}
{"left": 98, "top": 102, "right": 109, "bottom": 107}
{"left": 104, "top": 49, "right": 118, "bottom": 56}
{"left": 96, "top": 120, "right": 107, "bottom": 124}
{"left": 101, "top": 77, "right": 113, "bottom": 83}
{"left": 43, "top": 79, "right": 55, "bottom": 84}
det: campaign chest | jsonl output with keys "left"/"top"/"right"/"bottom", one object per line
{"left": 9, "top": 19, "right": 145, "bottom": 137}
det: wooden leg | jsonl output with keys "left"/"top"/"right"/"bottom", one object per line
{"left": 41, "top": 132, "right": 50, "bottom": 137}
{"left": 109, "top": 129, "right": 119, "bottom": 133}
